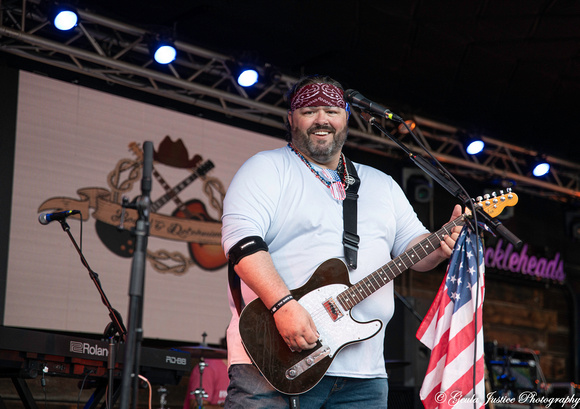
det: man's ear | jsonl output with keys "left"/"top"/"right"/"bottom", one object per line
{"left": 287, "top": 110, "right": 293, "bottom": 128}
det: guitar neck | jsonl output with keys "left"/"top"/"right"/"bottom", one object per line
{"left": 150, "top": 160, "right": 214, "bottom": 212}
{"left": 336, "top": 215, "right": 466, "bottom": 310}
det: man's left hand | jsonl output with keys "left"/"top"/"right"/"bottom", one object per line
{"left": 438, "top": 204, "right": 463, "bottom": 258}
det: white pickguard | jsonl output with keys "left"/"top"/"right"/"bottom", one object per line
{"left": 298, "top": 283, "right": 382, "bottom": 357}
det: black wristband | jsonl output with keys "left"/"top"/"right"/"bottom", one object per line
{"left": 270, "top": 294, "right": 294, "bottom": 315}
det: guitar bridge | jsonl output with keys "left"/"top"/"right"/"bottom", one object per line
{"left": 285, "top": 345, "right": 331, "bottom": 380}
{"left": 323, "top": 298, "right": 343, "bottom": 322}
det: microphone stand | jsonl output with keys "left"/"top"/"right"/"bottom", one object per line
{"left": 361, "top": 113, "right": 523, "bottom": 249}
{"left": 56, "top": 218, "right": 127, "bottom": 408}
{"left": 361, "top": 112, "right": 522, "bottom": 408}
{"left": 119, "top": 141, "right": 153, "bottom": 409}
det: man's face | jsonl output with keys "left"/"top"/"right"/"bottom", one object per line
{"left": 288, "top": 106, "right": 348, "bottom": 166}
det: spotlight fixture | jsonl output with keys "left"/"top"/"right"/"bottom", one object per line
{"left": 149, "top": 37, "right": 176, "bottom": 64}
{"left": 531, "top": 156, "right": 550, "bottom": 177}
{"left": 146, "top": 33, "right": 177, "bottom": 65}
{"left": 397, "top": 120, "right": 416, "bottom": 134}
{"left": 236, "top": 66, "right": 259, "bottom": 87}
{"left": 456, "top": 131, "right": 485, "bottom": 155}
{"left": 50, "top": 4, "right": 78, "bottom": 31}
{"left": 465, "top": 137, "right": 485, "bottom": 155}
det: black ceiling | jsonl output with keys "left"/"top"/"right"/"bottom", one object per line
{"left": 69, "top": 0, "right": 580, "bottom": 160}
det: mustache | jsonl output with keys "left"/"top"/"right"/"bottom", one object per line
{"left": 308, "top": 125, "right": 336, "bottom": 133}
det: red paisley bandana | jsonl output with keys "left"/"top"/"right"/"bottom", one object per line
{"left": 290, "top": 83, "right": 346, "bottom": 111}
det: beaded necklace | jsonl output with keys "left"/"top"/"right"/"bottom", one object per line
{"left": 288, "top": 143, "right": 347, "bottom": 200}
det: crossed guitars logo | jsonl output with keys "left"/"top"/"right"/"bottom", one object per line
{"left": 37, "top": 136, "right": 227, "bottom": 275}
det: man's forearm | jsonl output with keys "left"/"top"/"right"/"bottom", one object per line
{"left": 234, "top": 250, "right": 292, "bottom": 309}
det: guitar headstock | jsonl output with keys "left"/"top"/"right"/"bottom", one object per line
{"left": 197, "top": 160, "right": 215, "bottom": 177}
{"left": 128, "top": 142, "right": 144, "bottom": 162}
{"left": 473, "top": 189, "right": 518, "bottom": 218}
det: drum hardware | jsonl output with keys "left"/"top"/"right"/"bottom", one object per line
{"left": 158, "top": 386, "right": 168, "bottom": 409}
{"left": 180, "top": 332, "right": 226, "bottom": 409}
{"left": 192, "top": 359, "right": 209, "bottom": 409}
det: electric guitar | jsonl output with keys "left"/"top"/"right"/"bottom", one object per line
{"left": 238, "top": 191, "right": 518, "bottom": 395}
{"left": 129, "top": 143, "right": 226, "bottom": 269}
{"left": 128, "top": 143, "right": 214, "bottom": 214}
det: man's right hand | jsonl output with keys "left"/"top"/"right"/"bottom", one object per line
{"left": 273, "top": 299, "right": 319, "bottom": 352}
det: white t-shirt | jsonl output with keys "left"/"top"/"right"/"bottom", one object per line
{"left": 221, "top": 145, "right": 428, "bottom": 378}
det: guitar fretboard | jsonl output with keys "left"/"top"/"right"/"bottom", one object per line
{"left": 150, "top": 161, "right": 214, "bottom": 212}
{"left": 336, "top": 215, "right": 466, "bottom": 310}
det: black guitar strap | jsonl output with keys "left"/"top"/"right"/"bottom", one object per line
{"left": 342, "top": 156, "right": 360, "bottom": 269}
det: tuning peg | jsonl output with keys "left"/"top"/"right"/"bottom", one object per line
{"left": 476, "top": 196, "right": 483, "bottom": 202}
{"left": 484, "top": 194, "right": 490, "bottom": 200}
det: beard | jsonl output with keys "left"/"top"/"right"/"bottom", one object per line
{"left": 291, "top": 124, "right": 348, "bottom": 165}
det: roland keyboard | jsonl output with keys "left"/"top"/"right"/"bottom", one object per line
{"left": 0, "top": 326, "right": 191, "bottom": 384}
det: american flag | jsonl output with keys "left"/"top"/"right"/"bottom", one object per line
{"left": 416, "top": 224, "right": 486, "bottom": 409}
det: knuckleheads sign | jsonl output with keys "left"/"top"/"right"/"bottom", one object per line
{"left": 485, "top": 239, "right": 566, "bottom": 282}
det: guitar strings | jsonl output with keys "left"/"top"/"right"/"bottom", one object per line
{"left": 306, "top": 218, "right": 462, "bottom": 325}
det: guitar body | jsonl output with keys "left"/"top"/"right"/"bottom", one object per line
{"left": 95, "top": 220, "right": 134, "bottom": 258}
{"left": 239, "top": 258, "right": 382, "bottom": 395}
{"left": 172, "top": 199, "right": 228, "bottom": 270}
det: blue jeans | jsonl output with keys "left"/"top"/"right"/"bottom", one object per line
{"left": 224, "top": 364, "right": 389, "bottom": 409}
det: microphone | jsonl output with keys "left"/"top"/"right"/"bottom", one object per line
{"left": 344, "top": 89, "right": 402, "bottom": 121}
{"left": 38, "top": 210, "right": 81, "bottom": 225}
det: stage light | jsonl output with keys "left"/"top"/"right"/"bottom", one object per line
{"left": 532, "top": 159, "right": 550, "bottom": 177}
{"left": 465, "top": 138, "right": 485, "bottom": 155}
{"left": 397, "top": 120, "right": 416, "bottom": 134}
{"left": 458, "top": 132, "right": 484, "bottom": 155}
{"left": 237, "top": 67, "right": 259, "bottom": 87}
{"left": 150, "top": 40, "right": 176, "bottom": 64}
{"left": 51, "top": 5, "right": 78, "bottom": 31}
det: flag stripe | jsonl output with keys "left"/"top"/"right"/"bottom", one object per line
{"left": 421, "top": 357, "right": 486, "bottom": 409}
{"left": 430, "top": 300, "right": 483, "bottom": 367}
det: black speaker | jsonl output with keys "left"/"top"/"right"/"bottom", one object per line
{"left": 384, "top": 296, "right": 430, "bottom": 409}
{"left": 388, "top": 385, "right": 415, "bottom": 409}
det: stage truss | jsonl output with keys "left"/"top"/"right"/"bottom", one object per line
{"left": 1, "top": 0, "right": 579, "bottom": 202}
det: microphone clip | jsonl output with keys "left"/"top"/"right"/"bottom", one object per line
{"left": 359, "top": 111, "right": 376, "bottom": 125}
{"left": 118, "top": 196, "right": 131, "bottom": 231}
{"left": 118, "top": 195, "right": 151, "bottom": 233}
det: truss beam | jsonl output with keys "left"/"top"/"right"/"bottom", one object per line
{"left": 1, "top": 1, "right": 578, "bottom": 202}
